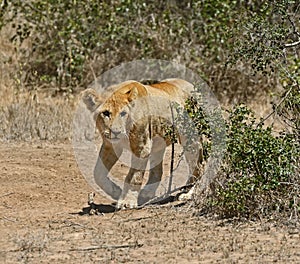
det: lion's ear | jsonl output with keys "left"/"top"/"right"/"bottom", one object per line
{"left": 127, "top": 86, "right": 138, "bottom": 102}
{"left": 81, "top": 88, "right": 103, "bottom": 112}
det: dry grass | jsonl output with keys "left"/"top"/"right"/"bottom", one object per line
{"left": 0, "top": 79, "right": 74, "bottom": 142}
{"left": 0, "top": 90, "right": 74, "bottom": 142}
{"left": 0, "top": 26, "right": 75, "bottom": 142}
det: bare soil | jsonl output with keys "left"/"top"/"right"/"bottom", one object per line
{"left": 0, "top": 143, "right": 299, "bottom": 263}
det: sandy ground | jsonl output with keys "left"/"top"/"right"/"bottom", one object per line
{"left": 0, "top": 142, "right": 300, "bottom": 263}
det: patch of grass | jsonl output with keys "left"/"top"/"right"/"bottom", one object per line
{"left": 14, "top": 231, "right": 48, "bottom": 262}
{"left": 0, "top": 90, "right": 74, "bottom": 142}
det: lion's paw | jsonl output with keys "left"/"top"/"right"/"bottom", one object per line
{"left": 116, "top": 198, "right": 138, "bottom": 209}
{"left": 178, "top": 186, "right": 195, "bottom": 201}
{"left": 178, "top": 192, "right": 192, "bottom": 201}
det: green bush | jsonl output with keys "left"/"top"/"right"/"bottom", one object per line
{"left": 206, "top": 105, "right": 299, "bottom": 218}
{"left": 277, "top": 57, "right": 300, "bottom": 140}
{"left": 0, "top": 0, "right": 247, "bottom": 97}
{"left": 1, "top": 0, "right": 298, "bottom": 106}
{"left": 226, "top": 0, "right": 300, "bottom": 139}
{"left": 210, "top": 1, "right": 300, "bottom": 219}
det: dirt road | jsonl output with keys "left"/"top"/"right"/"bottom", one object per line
{"left": 0, "top": 143, "right": 299, "bottom": 263}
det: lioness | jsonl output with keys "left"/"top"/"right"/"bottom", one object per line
{"left": 82, "top": 78, "right": 203, "bottom": 209}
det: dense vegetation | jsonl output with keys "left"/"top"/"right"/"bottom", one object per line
{"left": 0, "top": 0, "right": 299, "bottom": 219}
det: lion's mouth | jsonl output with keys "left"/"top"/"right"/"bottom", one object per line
{"left": 110, "top": 136, "right": 120, "bottom": 141}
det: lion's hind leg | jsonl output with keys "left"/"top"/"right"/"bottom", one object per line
{"left": 178, "top": 140, "right": 204, "bottom": 201}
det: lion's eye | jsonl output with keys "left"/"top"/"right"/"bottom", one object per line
{"left": 120, "top": 111, "right": 127, "bottom": 117}
{"left": 102, "top": 110, "right": 110, "bottom": 117}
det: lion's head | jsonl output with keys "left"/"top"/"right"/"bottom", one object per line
{"left": 82, "top": 81, "right": 147, "bottom": 143}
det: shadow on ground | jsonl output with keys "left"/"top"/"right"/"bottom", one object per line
{"left": 78, "top": 195, "right": 184, "bottom": 215}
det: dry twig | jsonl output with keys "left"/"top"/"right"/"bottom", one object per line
{"left": 0, "top": 192, "right": 14, "bottom": 198}
{"left": 69, "top": 242, "right": 143, "bottom": 251}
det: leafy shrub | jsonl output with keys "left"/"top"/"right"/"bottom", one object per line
{"left": 277, "top": 58, "right": 300, "bottom": 140}
{"left": 205, "top": 105, "right": 299, "bottom": 218}
{"left": 1, "top": 0, "right": 268, "bottom": 101}
{"left": 226, "top": 0, "right": 300, "bottom": 139}
{"left": 205, "top": 1, "right": 300, "bottom": 219}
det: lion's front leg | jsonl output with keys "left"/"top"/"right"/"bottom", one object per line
{"left": 116, "top": 157, "right": 148, "bottom": 209}
{"left": 138, "top": 148, "right": 165, "bottom": 205}
{"left": 94, "top": 142, "right": 122, "bottom": 201}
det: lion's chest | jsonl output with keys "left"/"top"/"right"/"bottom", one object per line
{"left": 111, "top": 115, "right": 172, "bottom": 159}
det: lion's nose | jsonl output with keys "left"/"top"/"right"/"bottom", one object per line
{"left": 111, "top": 130, "right": 121, "bottom": 137}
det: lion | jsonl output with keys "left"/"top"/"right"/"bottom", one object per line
{"left": 82, "top": 78, "right": 203, "bottom": 209}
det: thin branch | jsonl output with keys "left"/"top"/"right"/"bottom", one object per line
{"left": 287, "top": 15, "right": 300, "bottom": 38}
{"left": 284, "top": 15, "right": 300, "bottom": 48}
{"left": 284, "top": 39, "right": 300, "bottom": 48}
{"left": 257, "top": 84, "right": 294, "bottom": 126}
{"left": 121, "top": 215, "right": 157, "bottom": 222}
{"left": 69, "top": 243, "right": 143, "bottom": 251}
{"left": 0, "top": 192, "right": 14, "bottom": 198}
{"left": 0, "top": 216, "right": 17, "bottom": 222}
{"left": 136, "top": 183, "right": 193, "bottom": 209}
{"left": 258, "top": 63, "right": 300, "bottom": 127}
{"left": 168, "top": 101, "right": 176, "bottom": 194}
{"left": 2, "top": 243, "right": 143, "bottom": 254}
{"left": 88, "top": 63, "right": 97, "bottom": 85}
{"left": 63, "top": 220, "right": 87, "bottom": 228}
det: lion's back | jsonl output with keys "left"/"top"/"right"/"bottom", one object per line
{"left": 144, "top": 78, "right": 193, "bottom": 102}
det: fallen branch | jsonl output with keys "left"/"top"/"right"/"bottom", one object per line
{"left": 136, "top": 183, "right": 193, "bottom": 209}
{"left": 69, "top": 242, "right": 143, "bottom": 251}
{"left": 0, "top": 192, "right": 14, "bottom": 198}
{"left": 121, "top": 215, "right": 157, "bottom": 222}
{"left": 63, "top": 220, "right": 86, "bottom": 228}
{"left": 2, "top": 242, "right": 143, "bottom": 254}
{"left": 0, "top": 216, "right": 17, "bottom": 222}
